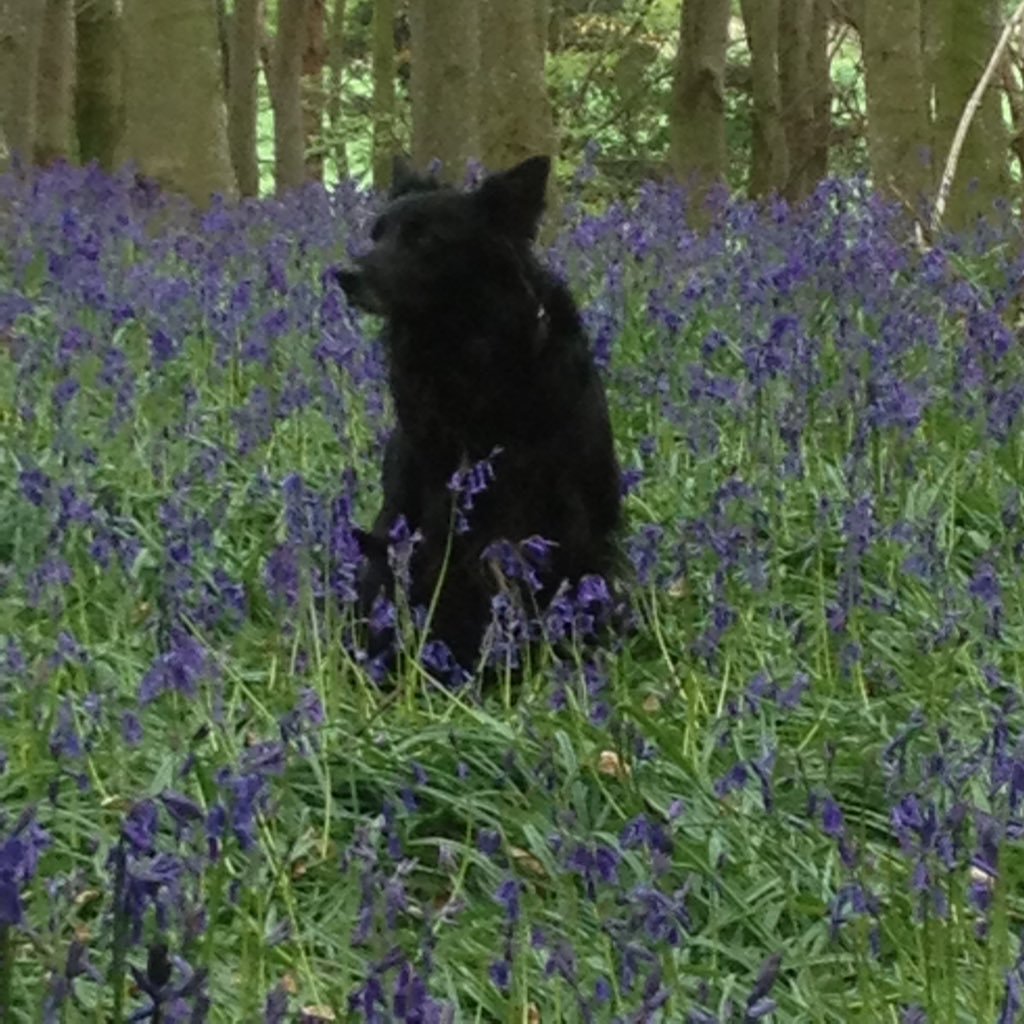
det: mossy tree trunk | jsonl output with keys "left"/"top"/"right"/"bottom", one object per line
{"left": 740, "top": 0, "right": 788, "bottom": 198}
{"left": 75, "top": 0, "right": 123, "bottom": 171}
{"left": 302, "top": 0, "right": 327, "bottom": 182}
{"left": 409, "top": 0, "right": 479, "bottom": 179}
{"left": 806, "top": 0, "right": 831, "bottom": 184}
{"left": 35, "top": 0, "right": 75, "bottom": 166}
{"left": 228, "top": 0, "right": 261, "bottom": 196}
{"left": 863, "top": 0, "right": 930, "bottom": 208}
{"left": 668, "top": 0, "right": 730, "bottom": 221}
{"left": 371, "top": 0, "right": 395, "bottom": 190}
{"left": 480, "top": 0, "right": 554, "bottom": 173}
{"left": 0, "top": 0, "right": 44, "bottom": 168}
{"left": 778, "top": 0, "right": 816, "bottom": 200}
{"left": 123, "top": 0, "right": 236, "bottom": 204}
{"left": 931, "top": 0, "right": 1009, "bottom": 227}
{"left": 271, "top": 0, "right": 308, "bottom": 194}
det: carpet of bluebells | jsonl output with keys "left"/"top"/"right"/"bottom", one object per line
{"left": 4, "top": 161, "right": 1024, "bottom": 1023}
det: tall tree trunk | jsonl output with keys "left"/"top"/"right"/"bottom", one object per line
{"left": 35, "top": 0, "right": 75, "bottom": 166}
{"left": 326, "top": 0, "right": 348, "bottom": 179}
{"left": 863, "top": 0, "right": 930, "bottom": 207}
{"left": 806, "top": 0, "right": 831, "bottom": 183}
{"left": 778, "top": 0, "right": 814, "bottom": 200}
{"left": 409, "top": 0, "right": 480, "bottom": 178}
{"left": 740, "top": 0, "right": 788, "bottom": 198}
{"left": 228, "top": 0, "right": 261, "bottom": 196}
{"left": 932, "top": 0, "right": 1009, "bottom": 228}
{"left": 0, "top": 0, "right": 44, "bottom": 168}
{"left": 123, "top": 0, "right": 236, "bottom": 204}
{"left": 548, "top": 0, "right": 564, "bottom": 53}
{"left": 668, "top": 0, "right": 730, "bottom": 219}
{"left": 302, "top": 0, "right": 326, "bottom": 182}
{"left": 272, "top": 0, "right": 308, "bottom": 193}
{"left": 480, "top": 0, "right": 554, "bottom": 172}
{"left": 75, "top": 0, "right": 123, "bottom": 170}
{"left": 371, "top": 0, "right": 395, "bottom": 190}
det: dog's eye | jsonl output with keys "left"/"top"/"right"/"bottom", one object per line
{"left": 400, "top": 218, "right": 425, "bottom": 244}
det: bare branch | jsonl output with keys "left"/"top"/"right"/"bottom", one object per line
{"left": 930, "top": 0, "right": 1024, "bottom": 234}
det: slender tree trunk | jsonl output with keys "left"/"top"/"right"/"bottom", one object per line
{"left": 480, "top": 0, "right": 554, "bottom": 173}
{"left": 326, "top": 0, "right": 348, "bottom": 179}
{"left": 863, "top": 0, "right": 930, "bottom": 207}
{"left": 273, "top": 0, "right": 308, "bottom": 193}
{"left": 35, "top": 0, "right": 75, "bottom": 166}
{"left": 229, "top": 0, "right": 261, "bottom": 196}
{"left": 409, "top": 0, "right": 480, "bottom": 178}
{"left": 932, "top": 0, "right": 1009, "bottom": 227}
{"left": 740, "top": 0, "right": 788, "bottom": 197}
{"left": 668, "top": 0, "right": 730, "bottom": 219}
{"left": 548, "top": 0, "right": 564, "bottom": 53}
{"left": 123, "top": 0, "right": 236, "bottom": 203}
{"left": 778, "top": 0, "right": 814, "bottom": 200}
{"left": 371, "top": 0, "right": 395, "bottom": 189}
{"left": 0, "top": 0, "right": 44, "bottom": 167}
{"left": 302, "top": 0, "right": 326, "bottom": 181}
{"left": 75, "top": 0, "right": 123, "bottom": 170}
{"left": 806, "top": 0, "right": 831, "bottom": 183}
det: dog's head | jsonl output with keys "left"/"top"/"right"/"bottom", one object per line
{"left": 336, "top": 155, "right": 551, "bottom": 318}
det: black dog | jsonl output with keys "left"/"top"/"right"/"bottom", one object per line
{"left": 339, "top": 155, "right": 621, "bottom": 674}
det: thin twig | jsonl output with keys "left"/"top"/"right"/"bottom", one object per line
{"left": 930, "top": 0, "right": 1024, "bottom": 234}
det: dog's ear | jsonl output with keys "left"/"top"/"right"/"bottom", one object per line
{"left": 390, "top": 154, "right": 442, "bottom": 198}
{"left": 390, "top": 154, "right": 417, "bottom": 197}
{"left": 476, "top": 155, "right": 550, "bottom": 239}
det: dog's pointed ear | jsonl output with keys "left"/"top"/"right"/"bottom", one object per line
{"left": 390, "top": 154, "right": 418, "bottom": 197}
{"left": 476, "top": 155, "right": 550, "bottom": 239}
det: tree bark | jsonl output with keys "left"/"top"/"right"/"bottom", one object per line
{"left": 272, "top": 0, "right": 308, "bottom": 193}
{"left": 548, "top": 0, "right": 564, "bottom": 53}
{"left": 75, "top": 0, "right": 123, "bottom": 170}
{"left": 123, "top": 0, "right": 236, "bottom": 204}
{"left": 480, "top": 0, "right": 555, "bottom": 173}
{"left": 668, "top": 0, "right": 730, "bottom": 219}
{"left": 302, "top": 0, "right": 327, "bottom": 181}
{"left": 326, "top": 0, "right": 348, "bottom": 179}
{"left": 228, "top": 0, "right": 261, "bottom": 196}
{"left": 371, "top": 0, "right": 396, "bottom": 190}
{"left": 863, "top": 0, "right": 930, "bottom": 207}
{"left": 409, "top": 0, "right": 480, "bottom": 178}
{"left": 778, "top": 0, "right": 815, "bottom": 200}
{"left": 806, "top": 0, "right": 831, "bottom": 183}
{"left": 35, "top": 0, "right": 75, "bottom": 166}
{"left": 740, "top": 0, "right": 788, "bottom": 197}
{"left": 0, "top": 0, "right": 44, "bottom": 167}
{"left": 932, "top": 0, "right": 1009, "bottom": 227}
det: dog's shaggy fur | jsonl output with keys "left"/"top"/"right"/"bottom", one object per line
{"left": 339, "top": 155, "right": 621, "bottom": 672}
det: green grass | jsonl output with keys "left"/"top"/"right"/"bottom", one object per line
{"left": 3, "top": 165, "right": 1024, "bottom": 1022}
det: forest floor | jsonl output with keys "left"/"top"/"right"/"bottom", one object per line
{"left": 3, "top": 165, "right": 1024, "bottom": 1022}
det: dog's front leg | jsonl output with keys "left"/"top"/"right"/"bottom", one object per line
{"left": 356, "top": 424, "right": 424, "bottom": 615}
